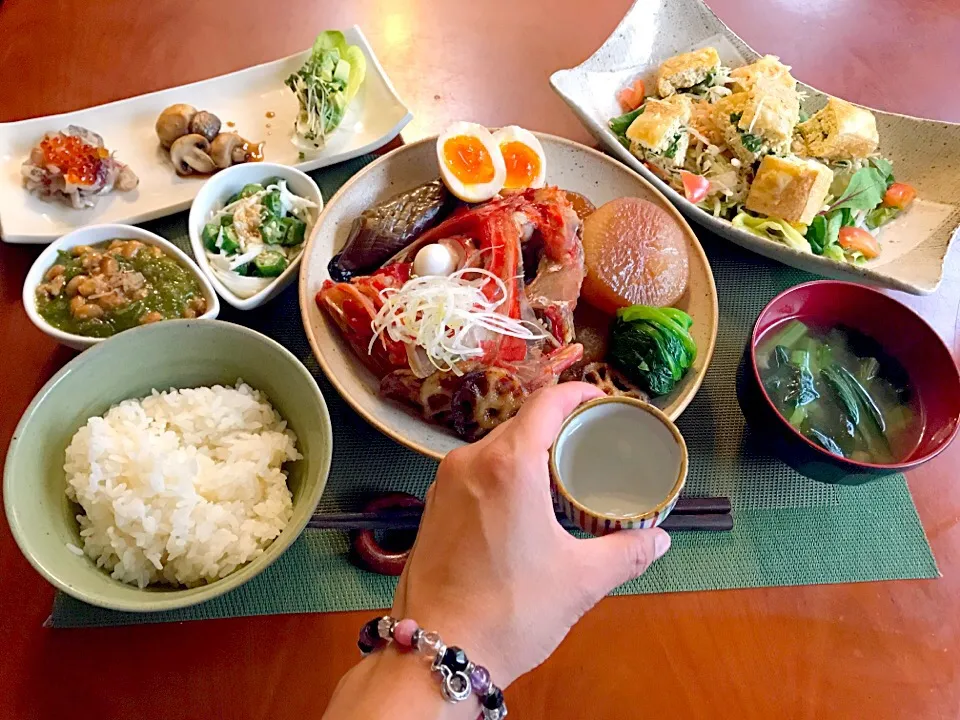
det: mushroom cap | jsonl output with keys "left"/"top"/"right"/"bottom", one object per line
{"left": 169, "top": 134, "right": 216, "bottom": 176}
{"left": 188, "top": 110, "right": 222, "bottom": 143}
{"left": 156, "top": 104, "right": 197, "bottom": 149}
{"left": 209, "top": 132, "right": 249, "bottom": 169}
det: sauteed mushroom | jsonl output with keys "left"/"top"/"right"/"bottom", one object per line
{"left": 155, "top": 104, "right": 197, "bottom": 148}
{"left": 188, "top": 110, "right": 222, "bottom": 142}
{"left": 169, "top": 134, "right": 216, "bottom": 176}
{"left": 210, "top": 132, "right": 253, "bottom": 169}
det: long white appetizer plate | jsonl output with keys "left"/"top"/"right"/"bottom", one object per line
{"left": 0, "top": 26, "right": 412, "bottom": 244}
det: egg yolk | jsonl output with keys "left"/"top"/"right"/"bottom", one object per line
{"left": 443, "top": 135, "right": 496, "bottom": 184}
{"left": 500, "top": 141, "right": 541, "bottom": 189}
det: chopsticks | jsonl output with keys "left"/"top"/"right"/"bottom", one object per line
{"left": 307, "top": 496, "right": 733, "bottom": 533}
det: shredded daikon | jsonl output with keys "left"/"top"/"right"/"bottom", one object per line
{"left": 370, "top": 268, "right": 547, "bottom": 376}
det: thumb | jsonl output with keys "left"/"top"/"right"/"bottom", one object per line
{"left": 575, "top": 528, "right": 671, "bottom": 602}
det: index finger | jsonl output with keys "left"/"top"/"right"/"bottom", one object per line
{"left": 506, "top": 382, "right": 605, "bottom": 452}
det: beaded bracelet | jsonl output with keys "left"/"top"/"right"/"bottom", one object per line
{"left": 359, "top": 616, "right": 508, "bottom": 720}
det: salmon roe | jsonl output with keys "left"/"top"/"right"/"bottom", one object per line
{"left": 40, "top": 134, "right": 109, "bottom": 186}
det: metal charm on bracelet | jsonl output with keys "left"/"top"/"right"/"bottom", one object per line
{"left": 360, "top": 616, "right": 508, "bottom": 717}
{"left": 438, "top": 665, "right": 472, "bottom": 702}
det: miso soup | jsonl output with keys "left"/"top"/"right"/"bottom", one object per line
{"left": 757, "top": 320, "right": 920, "bottom": 464}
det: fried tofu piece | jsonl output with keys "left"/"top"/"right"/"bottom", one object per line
{"left": 795, "top": 97, "right": 879, "bottom": 160}
{"left": 656, "top": 47, "right": 721, "bottom": 97}
{"left": 745, "top": 155, "right": 834, "bottom": 225}
{"left": 729, "top": 55, "right": 797, "bottom": 93}
{"left": 716, "top": 81, "right": 800, "bottom": 163}
{"left": 626, "top": 95, "right": 692, "bottom": 166}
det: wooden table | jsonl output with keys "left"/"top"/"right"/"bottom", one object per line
{"left": 2, "top": 1, "right": 959, "bottom": 718}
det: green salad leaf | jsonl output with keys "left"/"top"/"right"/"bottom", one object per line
{"left": 806, "top": 215, "right": 827, "bottom": 255}
{"left": 869, "top": 156, "right": 895, "bottom": 186}
{"left": 732, "top": 212, "right": 811, "bottom": 253}
{"left": 865, "top": 205, "right": 900, "bottom": 229}
{"left": 825, "top": 166, "right": 886, "bottom": 214}
{"left": 608, "top": 105, "right": 645, "bottom": 147}
{"left": 807, "top": 165, "right": 893, "bottom": 258}
{"left": 285, "top": 30, "right": 367, "bottom": 150}
{"left": 609, "top": 305, "right": 697, "bottom": 397}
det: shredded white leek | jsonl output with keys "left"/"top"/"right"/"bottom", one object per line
{"left": 370, "top": 268, "right": 546, "bottom": 376}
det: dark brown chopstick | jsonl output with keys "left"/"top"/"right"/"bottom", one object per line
{"left": 306, "top": 496, "right": 733, "bottom": 533}
{"left": 671, "top": 496, "right": 731, "bottom": 515}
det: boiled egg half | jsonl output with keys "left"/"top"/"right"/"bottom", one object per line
{"left": 493, "top": 126, "right": 546, "bottom": 190}
{"left": 437, "top": 122, "right": 507, "bottom": 203}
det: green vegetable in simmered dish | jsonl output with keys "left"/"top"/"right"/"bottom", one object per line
{"left": 35, "top": 239, "right": 208, "bottom": 338}
{"left": 757, "top": 320, "right": 918, "bottom": 463}
{"left": 609, "top": 304, "right": 697, "bottom": 397}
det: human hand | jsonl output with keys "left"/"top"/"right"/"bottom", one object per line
{"left": 391, "top": 382, "right": 671, "bottom": 687}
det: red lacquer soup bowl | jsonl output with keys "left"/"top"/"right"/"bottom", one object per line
{"left": 737, "top": 281, "right": 960, "bottom": 485}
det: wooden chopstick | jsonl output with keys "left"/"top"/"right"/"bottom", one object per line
{"left": 306, "top": 496, "right": 733, "bottom": 533}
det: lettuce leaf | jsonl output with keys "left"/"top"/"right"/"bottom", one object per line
{"left": 285, "top": 30, "right": 367, "bottom": 150}
{"left": 609, "top": 105, "right": 645, "bottom": 147}
{"left": 826, "top": 167, "right": 886, "bottom": 214}
{"left": 732, "top": 212, "right": 811, "bottom": 253}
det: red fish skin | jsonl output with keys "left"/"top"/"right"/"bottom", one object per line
{"left": 517, "top": 187, "right": 585, "bottom": 344}
{"left": 316, "top": 262, "right": 413, "bottom": 374}
{"left": 319, "top": 187, "right": 585, "bottom": 377}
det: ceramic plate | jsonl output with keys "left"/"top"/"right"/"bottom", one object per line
{"left": 550, "top": 0, "right": 960, "bottom": 295}
{"left": 299, "top": 133, "right": 719, "bottom": 460}
{"left": 0, "top": 26, "right": 412, "bottom": 244}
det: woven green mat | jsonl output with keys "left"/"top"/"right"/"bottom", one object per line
{"left": 49, "top": 155, "right": 938, "bottom": 627}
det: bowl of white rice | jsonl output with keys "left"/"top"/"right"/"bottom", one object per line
{"left": 3, "top": 319, "right": 332, "bottom": 611}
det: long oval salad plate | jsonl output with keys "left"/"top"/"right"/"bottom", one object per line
{"left": 550, "top": 0, "right": 960, "bottom": 295}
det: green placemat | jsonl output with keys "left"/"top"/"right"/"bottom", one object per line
{"left": 49, "top": 156, "right": 938, "bottom": 627}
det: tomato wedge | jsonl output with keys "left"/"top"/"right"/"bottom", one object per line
{"left": 617, "top": 78, "right": 646, "bottom": 112}
{"left": 679, "top": 170, "right": 710, "bottom": 204}
{"left": 838, "top": 226, "right": 881, "bottom": 259}
{"left": 882, "top": 182, "right": 917, "bottom": 210}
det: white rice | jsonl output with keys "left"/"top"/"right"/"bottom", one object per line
{"left": 64, "top": 382, "right": 300, "bottom": 588}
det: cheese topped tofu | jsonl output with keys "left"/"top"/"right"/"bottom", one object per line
{"left": 742, "top": 84, "right": 799, "bottom": 146}
{"left": 795, "top": 97, "right": 880, "bottom": 160}
{"left": 716, "top": 80, "right": 800, "bottom": 162}
{"left": 626, "top": 95, "right": 691, "bottom": 153}
{"left": 729, "top": 55, "right": 796, "bottom": 94}
{"left": 656, "top": 47, "right": 721, "bottom": 97}
{"left": 745, "top": 155, "right": 834, "bottom": 225}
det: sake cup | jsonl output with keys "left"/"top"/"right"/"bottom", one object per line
{"left": 549, "top": 397, "right": 688, "bottom": 535}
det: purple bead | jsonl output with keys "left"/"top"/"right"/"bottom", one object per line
{"left": 359, "top": 619, "right": 380, "bottom": 650}
{"left": 470, "top": 665, "right": 491, "bottom": 695}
